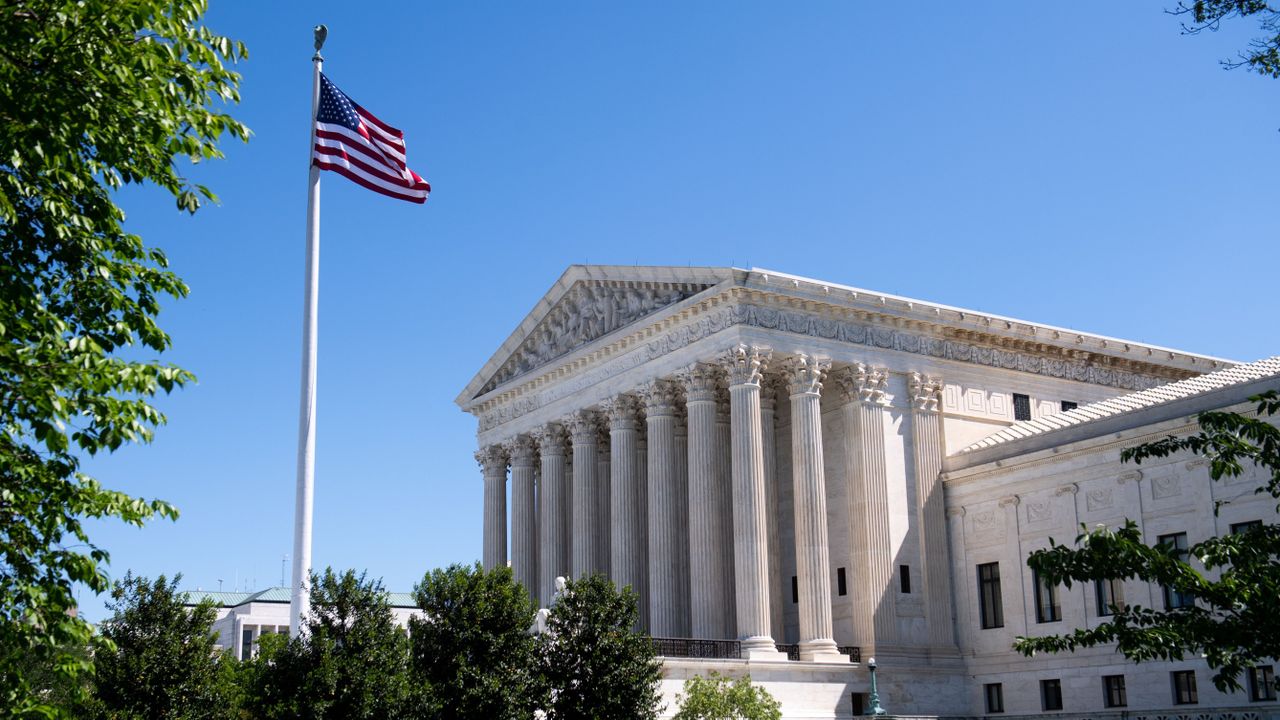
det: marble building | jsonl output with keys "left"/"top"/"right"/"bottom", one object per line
{"left": 456, "top": 265, "right": 1278, "bottom": 718}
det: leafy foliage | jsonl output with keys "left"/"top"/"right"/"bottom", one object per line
{"left": 1015, "top": 391, "right": 1280, "bottom": 691}
{"left": 91, "top": 574, "right": 237, "bottom": 720}
{"left": 1171, "top": 1, "right": 1280, "bottom": 77}
{"left": 672, "top": 671, "right": 781, "bottom": 720}
{"left": 250, "top": 569, "right": 411, "bottom": 720}
{"left": 0, "top": 0, "right": 248, "bottom": 716}
{"left": 537, "top": 574, "right": 662, "bottom": 720}
{"left": 408, "top": 563, "right": 539, "bottom": 720}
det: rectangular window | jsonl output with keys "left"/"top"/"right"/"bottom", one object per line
{"left": 791, "top": 575, "right": 798, "bottom": 604}
{"left": 837, "top": 567, "right": 847, "bottom": 597}
{"left": 1013, "top": 393, "right": 1032, "bottom": 421}
{"left": 1095, "top": 577, "right": 1124, "bottom": 617}
{"left": 1249, "top": 665, "right": 1276, "bottom": 702}
{"left": 1158, "top": 533, "right": 1194, "bottom": 609}
{"left": 1232, "top": 520, "right": 1263, "bottom": 534}
{"left": 1034, "top": 570, "right": 1061, "bottom": 623}
{"left": 1040, "top": 678, "right": 1063, "bottom": 711}
{"left": 1061, "top": 400, "right": 1078, "bottom": 412}
{"left": 851, "top": 693, "right": 865, "bottom": 714}
{"left": 900, "top": 565, "right": 911, "bottom": 594}
{"left": 1172, "top": 670, "right": 1198, "bottom": 705}
{"left": 240, "top": 627, "right": 254, "bottom": 661}
{"left": 1103, "top": 675, "right": 1127, "bottom": 708}
{"left": 977, "top": 562, "right": 1004, "bottom": 629}
{"left": 984, "top": 683, "right": 1004, "bottom": 714}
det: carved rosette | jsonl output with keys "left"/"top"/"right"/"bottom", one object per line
{"left": 531, "top": 423, "right": 569, "bottom": 457}
{"left": 475, "top": 445, "right": 509, "bottom": 476}
{"left": 566, "top": 409, "right": 601, "bottom": 444}
{"left": 678, "top": 363, "right": 722, "bottom": 403}
{"left": 639, "top": 379, "right": 680, "bottom": 417}
{"left": 835, "top": 362, "right": 888, "bottom": 405}
{"left": 782, "top": 354, "right": 831, "bottom": 396}
{"left": 907, "top": 371, "right": 943, "bottom": 413}
{"left": 722, "top": 344, "right": 771, "bottom": 388}
{"left": 504, "top": 435, "right": 538, "bottom": 469}
{"left": 601, "top": 394, "right": 641, "bottom": 431}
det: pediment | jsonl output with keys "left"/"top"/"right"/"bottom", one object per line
{"left": 459, "top": 266, "right": 734, "bottom": 402}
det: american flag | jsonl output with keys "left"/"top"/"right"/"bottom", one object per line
{"left": 312, "top": 73, "right": 430, "bottom": 204}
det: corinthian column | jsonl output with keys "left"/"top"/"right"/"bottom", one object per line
{"left": 715, "top": 382, "right": 737, "bottom": 638}
{"left": 568, "top": 410, "right": 601, "bottom": 578}
{"left": 760, "top": 374, "right": 786, "bottom": 641}
{"left": 784, "top": 354, "right": 843, "bottom": 662}
{"left": 596, "top": 422, "right": 611, "bottom": 578}
{"left": 604, "top": 395, "right": 644, "bottom": 601}
{"left": 641, "top": 379, "right": 686, "bottom": 637}
{"left": 635, "top": 420, "right": 650, "bottom": 631}
{"left": 682, "top": 363, "right": 728, "bottom": 639}
{"left": 505, "top": 436, "right": 538, "bottom": 599}
{"left": 723, "top": 345, "right": 786, "bottom": 659}
{"left": 533, "top": 423, "right": 569, "bottom": 607}
{"left": 477, "top": 445, "right": 509, "bottom": 571}
{"left": 836, "top": 363, "right": 894, "bottom": 652}
{"left": 909, "top": 372, "right": 955, "bottom": 648}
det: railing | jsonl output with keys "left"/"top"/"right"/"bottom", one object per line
{"left": 880, "top": 710, "right": 1278, "bottom": 720}
{"left": 651, "top": 637, "right": 742, "bottom": 659}
{"left": 760, "top": 643, "right": 860, "bottom": 662}
{"left": 777, "top": 643, "right": 800, "bottom": 661}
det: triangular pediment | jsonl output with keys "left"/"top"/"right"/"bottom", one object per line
{"left": 458, "top": 266, "right": 735, "bottom": 403}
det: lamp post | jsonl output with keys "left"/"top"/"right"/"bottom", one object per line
{"left": 867, "top": 656, "right": 887, "bottom": 716}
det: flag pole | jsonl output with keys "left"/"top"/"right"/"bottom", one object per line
{"left": 290, "top": 24, "right": 326, "bottom": 638}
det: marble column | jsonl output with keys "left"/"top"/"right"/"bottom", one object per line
{"left": 724, "top": 345, "right": 786, "bottom": 659}
{"left": 715, "top": 382, "right": 737, "bottom": 639}
{"left": 534, "top": 423, "right": 569, "bottom": 607}
{"left": 784, "top": 354, "right": 843, "bottom": 662}
{"left": 760, "top": 375, "right": 786, "bottom": 642}
{"left": 505, "top": 435, "right": 539, "bottom": 599}
{"left": 477, "top": 445, "right": 509, "bottom": 571}
{"left": 642, "top": 379, "right": 686, "bottom": 638}
{"left": 910, "top": 372, "right": 955, "bottom": 648}
{"left": 636, "top": 422, "right": 650, "bottom": 631}
{"left": 682, "top": 363, "right": 727, "bottom": 639}
{"left": 673, "top": 397, "right": 691, "bottom": 636}
{"left": 568, "top": 410, "right": 601, "bottom": 578}
{"left": 596, "top": 423, "right": 612, "bottom": 579}
{"left": 605, "top": 395, "right": 644, "bottom": 603}
{"left": 837, "top": 363, "right": 895, "bottom": 652}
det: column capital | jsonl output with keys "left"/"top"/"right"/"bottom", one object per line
{"left": 566, "top": 409, "right": 601, "bottom": 444}
{"left": 531, "top": 423, "right": 569, "bottom": 457}
{"left": 639, "top": 379, "right": 680, "bottom": 417}
{"left": 678, "top": 363, "right": 722, "bottom": 403}
{"left": 601, "top": 394, "right": 641, "bottom": 430}
{"left": 907, "top": 371, "right": 943, "bottom": 413}
{"left": 504, "top": 435, "right": 538, "bottom": 468}
{"left": 782, "top": 354, "right": 830, "bottom": 396}
{"left": 475, "top": 445, "right": 509, "bottom": 476}
{"left": 834, "top": 362, "right": 889, "bottom": 405}
{"left": 721, "top": 344, "right": 771, "bottom": 387}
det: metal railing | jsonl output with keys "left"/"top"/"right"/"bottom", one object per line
{"left": 774, "top": 643, "right": 860, "bottom": 662}
{"left": 651, "top": 637, "right": 742, "bottom": 659}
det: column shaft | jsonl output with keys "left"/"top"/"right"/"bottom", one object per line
{"left": 643, "top": 380, "right": 685, "bottom": 637}
{"left": 507, "top": 437, "right": 539, "bottom": 599}
{"left": 535, "top": 424, "right": 569, "bottom": 607}
{"left": 760, "top": 379, "right": 786, "bottom": 641}
{"left": 569, "top": 411, "right": 600, "bottom": 578}
{"left": 606, "top": 396, "right": 643, "bottom": 604}
{"left": 597, "top": 428, "right": 611, "bottom": 578}
{"left": 477, "top": 446, "right": 508, "bottom": 571}
{"left": 683, "top": 365, "right": 724, "bottom": 639}
{"left": 910, "top": 373, "right": 955, "bottom": 648}
{"left": 715, "top": 389, "right": 736, "bottom": 639}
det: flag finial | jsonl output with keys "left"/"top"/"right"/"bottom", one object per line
{"left": 313, "top": 25, "right": 328, "bottom": 60}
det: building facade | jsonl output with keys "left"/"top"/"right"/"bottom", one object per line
{"left": 459, "top": 265, "right": 1278, "bottom": 718}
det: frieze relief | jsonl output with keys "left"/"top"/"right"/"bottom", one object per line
{"left": 476, "top": 300, "right": 1181, "bottom": 436}
{"left": 1085, "top": 488, "right": 1115, "bottom": 512}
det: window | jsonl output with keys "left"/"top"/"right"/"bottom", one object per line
{"left": 984, "top": 683, "right": 1004, "bottom": 714}
{"left": 1095, "top": 577, "right": 1124, "bottom": 616}
{"left": 1249, "top": 665, "right": 1276, "bottom": 702}
{"left": 1061, "top": 400, "right": 1078, "bottom": 412}
{"left": 977, "top": 562, "right": 1004, "bottom": 629}
{"left": 1172, "top": 670, "right": 1198, "bottom": 705}
{"left": 1040, "top": 679, "right": 1063, "bottom": 711}
{"left": 791, "top": 575, "right": 798, "bottom": 604}
{"left": 837, "top": 567, "right": 847, "bottom": 597}
{"left": 240, "top": 626, "right": 254, "bottom": 661}
{"left": 1034, "top": 570, "right": 1061, "bottom": 623}
{"left": 1232, "top": 520, "right": 1263, "bottom": 535}
{"left": 900, "top": 565, "right": 911, "bottom": 594}
{"left": 851, "top": 693, "right": 865, "bottom": 714}
{"left": 1158, "top": 533, "right": 1194, "bottom": 609}
{"left": 1103, "top": 675, "right": 1127, "bottom": 708}
{"left": 1013, "top": 393, "right": 1032, "bottom": 421}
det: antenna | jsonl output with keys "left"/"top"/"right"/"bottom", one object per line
{"left": 218, "top": 579, "right": 224, "bottom": 592}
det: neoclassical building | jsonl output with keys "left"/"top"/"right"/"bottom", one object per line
{"left": 456, "top": 265, "right": 1278, "bottom": 718}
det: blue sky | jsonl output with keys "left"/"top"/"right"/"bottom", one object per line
{"left": 79, "top": 1, "right": 1278, "bottom": 619}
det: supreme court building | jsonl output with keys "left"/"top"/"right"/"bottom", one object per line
{"left": 456, "top": 265, "right": 1280, "bottom": 718}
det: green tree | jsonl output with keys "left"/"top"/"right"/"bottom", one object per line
{"left": 537, "top": 574, "right": 662, "bottom": 720}
{"left": 248, "top": 569, "right": 411, "bottom": 720}
{"left": 1015, "top": 391, "right": 1280, "bottom": 691}
{"left": 0, "top": 1, "right": 248, "bottom": 716}
{"left": 91, "top": 573, "right": 237, "bottom": 720}
{"left": 673, "top": 671, "right": 781, "bottom": 720}
{"left": 1171, "top": 1, "right": 1279, "bottom": 77}
{"left": 408, "top": 563, "right": 539, "bottom": 720}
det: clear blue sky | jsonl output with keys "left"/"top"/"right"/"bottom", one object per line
{"left": 80, "top": 1, "right": 1278, "bottom": 619}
